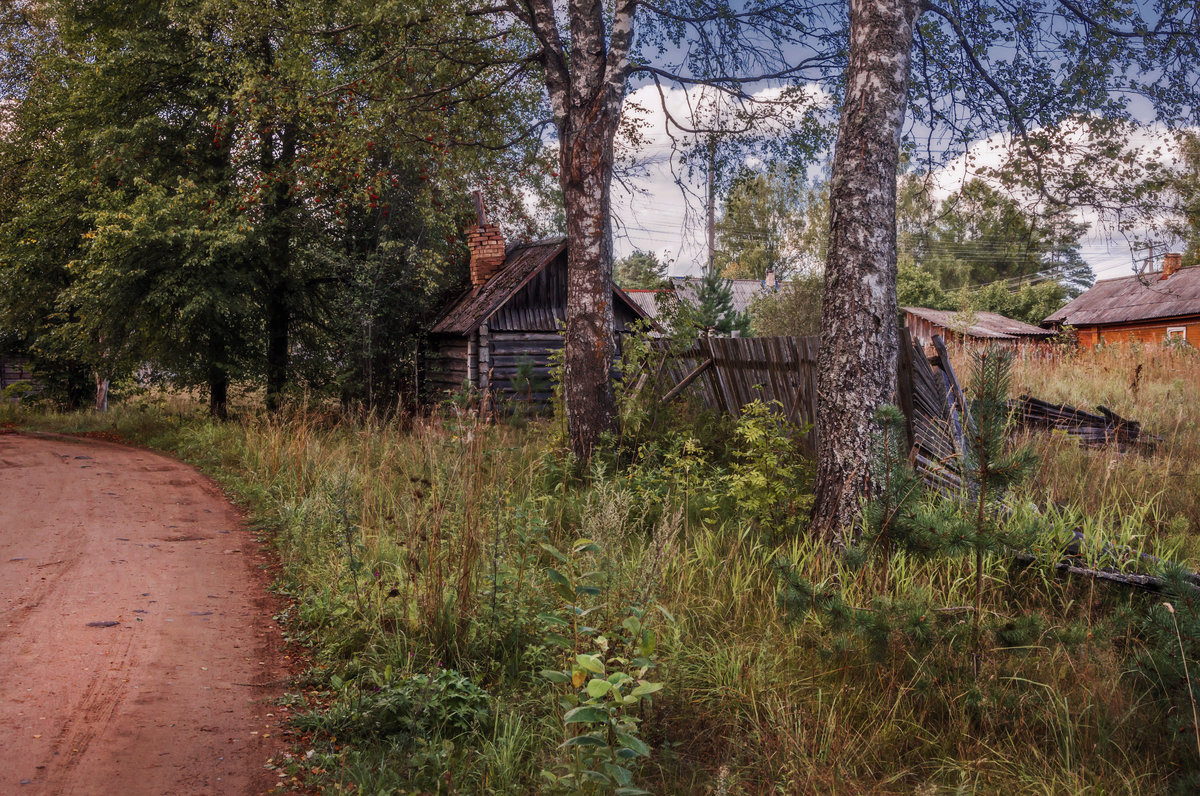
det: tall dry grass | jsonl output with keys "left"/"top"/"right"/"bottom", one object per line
{"left": 1007, "top": 343, "right": 1200, "bottom": 555}
{"left": 5, "top": 345, "right": 1198, "bottom": 793}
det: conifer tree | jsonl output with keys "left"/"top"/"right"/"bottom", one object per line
{"left": 781, "top": 345, "right": 1037, "bottom": 677}
{"left": 692, "top": 269, "right": 749, "bottom": 336}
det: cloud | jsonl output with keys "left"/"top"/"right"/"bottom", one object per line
{"left": 611, "top": 87, "right": 1192, "bottom": 281}
{"left": 611, "top": 83, "right": 831, "bottom": 275}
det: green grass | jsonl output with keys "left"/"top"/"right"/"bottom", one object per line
{"left": 4, "top": 343, "right": 1199, "bottom": 794}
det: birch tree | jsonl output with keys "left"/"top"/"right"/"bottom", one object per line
{"left": 809, "top": 0, "right": 1200, "bottom": 540}
{"left": 482, "top": 0, "right": 837, "bottom": 456}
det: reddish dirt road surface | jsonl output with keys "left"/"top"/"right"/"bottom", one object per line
{"left": 1, "top": 432, "right": 290, "bottom": 795}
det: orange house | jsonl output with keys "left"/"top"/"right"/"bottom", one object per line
{"left": 1043, "top": 253, "right": 1200, "bottom": 346}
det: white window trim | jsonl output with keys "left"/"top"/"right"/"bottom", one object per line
{"left": 1166, "top": 326, "right": 1187, "bottom": 340}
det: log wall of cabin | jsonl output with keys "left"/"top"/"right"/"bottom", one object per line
{"left": 0, "top": 356, "right": 35, "bottom": 392}
{"left": 487, "top": 331, "right": 562, "bottom": 403}
{"left": 424, "top": 334, "right": 473, "bottom": 396}
{"left": 424, "top": 250, "right": 645, "bottom": 404}
{"left": 1079, "top": 317, "right": 1200, "bottom": 347}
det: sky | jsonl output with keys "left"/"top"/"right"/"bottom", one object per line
{"left": 609, "top": 85, "right": 1188, "bottom": 284}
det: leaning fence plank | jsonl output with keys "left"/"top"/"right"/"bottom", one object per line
{"left": 660, "top": 356, "right": 715, "bottom": 404}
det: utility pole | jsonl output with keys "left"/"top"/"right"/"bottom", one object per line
{"left": 706, "top": 137, "right": 716, "bottom": 276}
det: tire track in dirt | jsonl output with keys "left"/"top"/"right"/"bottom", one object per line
{"left": 0, "top": 432, "right": 291, "bottom": 795}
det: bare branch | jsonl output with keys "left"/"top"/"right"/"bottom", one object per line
{"left": 1056, "top": 0, "right": 1194, "bottom": 39}
{"left": 634, "top": 57, "right": 835, "bottom": 99}
{"left": 925, "top": 4, "right": 1065, "bottom": 207}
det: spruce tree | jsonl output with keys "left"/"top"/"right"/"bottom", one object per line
{"left": 692, "top": 269, "right": 749, "bottom": 336}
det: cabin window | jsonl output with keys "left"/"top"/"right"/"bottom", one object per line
{"left": 1167, "top": 326, "right": 1187, "bottom": 341}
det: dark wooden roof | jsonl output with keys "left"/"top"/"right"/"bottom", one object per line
{"left": 431, "top": 237, "right": 650, "bottom": 335}
{"left": 1043, "top": 266, "right": 1200, "bottom": 327}
{"left": 904, "top": 307, "right": 1054, "bottom": 339}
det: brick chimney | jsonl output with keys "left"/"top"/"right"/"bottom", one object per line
{"left": 764, "top": 269, "right": 777, "bottom": 290}
{"left": 1161, "top": 252, "right": 1183, "bottom": 280}
{"left": 467, "top": 191, "right": 505, "bottom": 287}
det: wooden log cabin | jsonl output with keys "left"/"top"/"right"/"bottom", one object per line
{"left": 424, "top": 205, "right": 650, "bottom": 406}
{"left": 1043, "top": 253, "right": 1200, "bottom": 346}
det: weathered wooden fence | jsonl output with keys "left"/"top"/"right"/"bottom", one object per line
{"left": 649, "top": 331, "right": 944, "bottom": 457}
{"left": 651, "top": 330, "right": 1152, "bottom": 467}
{"left": 651, "top": 331, "right": 1185, "bottom": 592}
{"left": 650, "top": 336, "right": 821, "bottom": 450}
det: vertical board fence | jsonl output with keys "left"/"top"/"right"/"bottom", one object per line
{"left": 650, "top": 336, "right": 821, "bottom": 452}
{"left": 650, "top": 331, "right": 960, "bottom": 465}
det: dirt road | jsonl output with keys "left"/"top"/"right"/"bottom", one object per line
{"left": 0, "top": 432, "right": 289, "bottom": 795}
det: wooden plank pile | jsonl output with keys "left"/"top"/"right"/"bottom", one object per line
{"left": 1008, "top": 394, "right": 1155, "bottom": 450}
{"left": 896, "top": 329, "right": 968, "bottom": 494}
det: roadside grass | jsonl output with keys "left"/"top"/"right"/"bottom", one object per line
{"left": 2, "top": 342, "right": 1198, "bottom": 793}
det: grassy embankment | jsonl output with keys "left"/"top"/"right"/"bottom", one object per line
{"left": 4, "top": 342, "right": 1200, "bottom": 794}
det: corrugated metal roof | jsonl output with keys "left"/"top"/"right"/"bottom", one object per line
{"left": 904, "top": 307, "right": 1054, "bottom": 339}
{"left": 431, "top": 237, "right": 650, "bottom": 335}
{"left": 623, "top": 289, "right": 673, "bottom": 322}
{"left": 671, "top": 277, "right": 774, "bottom": 314}
{"left": 1043, "top": 266, "right": 1200, "bottom": 327}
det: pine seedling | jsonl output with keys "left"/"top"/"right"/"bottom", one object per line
{"left": 960, "top": 345, "right": 1038, "bottom": 670}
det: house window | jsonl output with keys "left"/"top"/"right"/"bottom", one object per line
{"left": 1167, "top": 326, "right": 1187, "bottom": 341}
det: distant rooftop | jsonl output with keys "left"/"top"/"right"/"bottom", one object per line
{"left": 904, "top": 306, "right": 1053, "bottom": 339}
{"left": 1043, "top": 266, "right": 1200, "bottom": 327}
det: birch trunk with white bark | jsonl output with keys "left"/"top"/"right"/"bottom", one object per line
{"left": 811, "top": 0, "right": 923, "bottom": 542}
{"left": 521, "top": 0, "right": 635, "bottom": 458}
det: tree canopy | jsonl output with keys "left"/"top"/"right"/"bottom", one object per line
{"left": 0, "top": 0, "right": 548, "bottom": 412}
{"left": 715, "top": 167, "right": 826, "bottom": 281}
{"left": 614, "top": 250, "right": 668, "bottom": 289}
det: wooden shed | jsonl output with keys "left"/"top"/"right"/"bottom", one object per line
{"left": 424, "top": 226, "right": 650, "bottom": 405}
{"left": 1043, "top": 253, "right": 1200, "bottom": 346}
{"left": 904, "top": 306, "right": 1054, "bottom": 350}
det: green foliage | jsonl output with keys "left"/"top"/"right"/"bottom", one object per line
{"left": 748, "top": 271, "right": 823, "bottom": 337}
{"left": 714, "top": 167, "right": 826, "bottom": 280}
{"left": 785, "top": 347, "right": 1040, "bottom": 680}
{"left": 614, "top": 250, "right": 668, "bottom": 290}
{"left": 893, "top": 177, "right": 1093, "bottom": 323}
{"left": 0, "top": 0, "right": 549, "bottom": 411}
{"left": 1169, "top": 131, "right": 1200, "bottom": 268}
{"left": 690, "top": 270, "right": 749, "bottom": 336}
{"left": 314, "top": 666, "right": 491, "bottom": 742}
{"left": 1130, "top": 589, "right": 1200, "bottom": 790}
{"left": 725, "top": 401, "right": 814, "bottom": 537}
{"left": 910, "top": 179, "right": 1093, "bottom": 296}
{"left": 15, "top": 330, "right": 1200, "bottom": 791}
{"left": 538, "top": 538, "right": 666, "bottom": 795}
{"left": 896, "top": 260, "right": 949, "bottom": 312}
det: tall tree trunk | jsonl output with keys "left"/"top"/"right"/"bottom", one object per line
{"left": 523, "top": 0, "right": 631, "bottom": 459}
{"left": 560, "top": 100, "right": 620, "bottom": 458}
{"left": 208, "top": 334, "right": 228, "bottom": 420}
{"left": 264, "top": 284, "right": 289, "bottom": 412}
{"left": 810, "top": 0, "right": 922, "bottom": 543}
{"left": 94, "top": 371, "right": 109, "bottom": 412}
{"left": 262, "top": 121, "right": 296, "bottom": 414}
